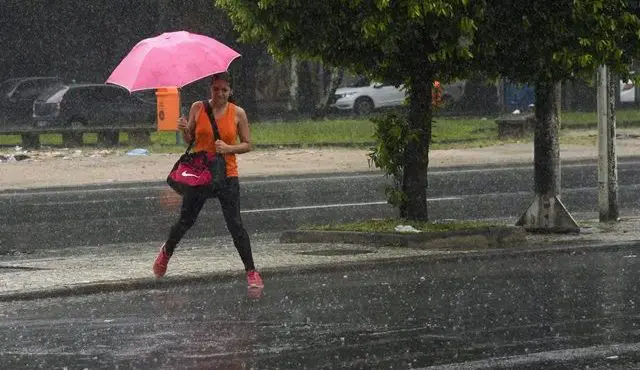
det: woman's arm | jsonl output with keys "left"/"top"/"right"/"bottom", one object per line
{"left": 181, "top": 101, "right": 201, "bottom": 143}
{"left": 215, "top": 106, "right": 252, "bottom": 154}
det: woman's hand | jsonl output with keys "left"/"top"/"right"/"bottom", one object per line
{"left": 215, "top": 139, "right": 231, "bottom": 154}
{"left": 177, "top": 116, "right": 188, "bottom": 131}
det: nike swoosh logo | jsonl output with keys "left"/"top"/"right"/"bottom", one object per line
{"left": 181, "top": 171, "right": 199, "bottom": 178}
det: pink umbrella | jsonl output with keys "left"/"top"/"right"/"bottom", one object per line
{"left": 106, "top": 31, "right": 241, "bottom": 92}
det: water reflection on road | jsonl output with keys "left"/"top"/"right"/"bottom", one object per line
{"left": 0, "top": 249, "right": 638, "bottom": 369}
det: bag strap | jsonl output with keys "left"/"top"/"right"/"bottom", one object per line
{"left": 183, "top": 100, "right": 222, "bottom": 155}
{"left": 202, "top": 100, "right": 222, "bottom": 141}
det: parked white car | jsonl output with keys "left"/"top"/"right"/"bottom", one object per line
{"left": 620, "top": 79, "right": 635, "bottom": 103}
{"left": 441, "top": 80, "right": 466, "bottom": 104}
{"left": 330, "top": 78, "right": 466, "bottom": 115}
{"left": 331, "top": 79, "right": 406, "bottom": 115}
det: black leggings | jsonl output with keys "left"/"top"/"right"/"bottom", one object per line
{"left": 164, "top": 177, "right": 255, "bottom": 271}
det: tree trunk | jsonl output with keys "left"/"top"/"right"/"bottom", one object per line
{"left": 298, "top": 61, "right": 319, "bottom": 114}
{"left": 516, "top": 80, "right": 579, "bottom": 232}
{"left": 496, "top": 78, "right": 506, "bottom": 114}
{"left": 287, "top": 56, "right": 299, "bottom": 114}
{"left": 314, "top": 68, "right": 344, "bottom": 117}
{"left": 533, "top": 81, "right": 560, "bottom": 196}
{"left": 401, "top": 76, "right": 432, "bottom": 221}
{"left": 317, "top": 63, "right": 325, "bottom": 98}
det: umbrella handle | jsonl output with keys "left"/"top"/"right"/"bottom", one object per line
{"left": 178, "top": 88, "right": 186, "bottom": 117}
{"left": 176, "top": 88, "right": 186, "bottom": 145}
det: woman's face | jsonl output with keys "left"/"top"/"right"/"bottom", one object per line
{"left": 211, "top": 79, "right": 231, "bottom": 105}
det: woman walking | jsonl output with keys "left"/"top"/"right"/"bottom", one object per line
{"left": 153, "top": 72, "right": 263, "bottom": 289}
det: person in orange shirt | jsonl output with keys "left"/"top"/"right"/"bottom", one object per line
{"left": 153, "top": 72, "right": 263, "bottom": 290}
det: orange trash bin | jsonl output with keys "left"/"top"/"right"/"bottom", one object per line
{"left": 156, "top": 88, "right": 180, "bottom": 131}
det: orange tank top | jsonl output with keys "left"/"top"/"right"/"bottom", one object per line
{"left": 192, "top": 102, "right": 239, "bottom": 177}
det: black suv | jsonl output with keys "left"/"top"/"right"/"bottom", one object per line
{"left": 33, "top": 83, "right": 156, "bottom": 130}
{"left": 0, "top": 77, "right": 64, "bottom": 129}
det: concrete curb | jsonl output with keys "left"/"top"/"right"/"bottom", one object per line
{"left": 279, "top": 226, "right": 528, "bottom": 249}
{"left": 1, "top": 239, "right": 638, "bottom": 303}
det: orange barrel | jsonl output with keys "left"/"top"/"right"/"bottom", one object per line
{"left": 155, "top": 88, "right": 180, "bottom": 131}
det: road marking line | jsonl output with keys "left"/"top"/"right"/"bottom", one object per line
{"left": 430, "top": 160, "right": 640, "bottom": 174}
{"left": 241, "top": 197, "right": 462, "bottom": 214}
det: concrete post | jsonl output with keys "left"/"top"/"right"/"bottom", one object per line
{"left": 597, "top": 65, "right": 619, "bottom": 222}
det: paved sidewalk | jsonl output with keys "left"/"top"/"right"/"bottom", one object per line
{"left": 0, "top": 217, "right": 639, "bottom": 302}
{"left": 0, "top": 234, "right": 447, "bottom": 301}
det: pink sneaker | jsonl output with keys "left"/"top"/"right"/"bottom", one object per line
{"left": 246, "top": 270, "right": 264, "bottom": 288}
{"left": 153, "top": 244, "right": 170, "bottom": 278}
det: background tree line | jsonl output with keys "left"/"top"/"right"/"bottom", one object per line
{"left": 2, "top": 0, "right": 568, "bottom": 121}
{"left": 1, "top": 0, "right": 380, "bottom": 120}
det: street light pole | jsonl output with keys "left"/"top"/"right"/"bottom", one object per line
{"left": 597, "top": 65, "right": 619, "bottom": 222}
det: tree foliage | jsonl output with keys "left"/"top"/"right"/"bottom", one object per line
{"left": 477, "top": 0, "right": 640, "bottom": 229}
{"left": 217, "top": 0, "right": 640, "bottom": 221}
{"left": 478, "top": 0, "right": 640, "bottom": 83}
{"left": 217, "top": 0, "right": 487, "bottom": 220}
{"left": 218, "top": 0, "right": 484, "bottom": 84}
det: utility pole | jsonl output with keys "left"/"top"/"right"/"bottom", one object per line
{"left": 597, "top": 65, "right": 619, "bottom": 222}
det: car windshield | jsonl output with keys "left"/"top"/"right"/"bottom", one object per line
{"left": 132, "top": 90, "right": 156, "bottom": 104}
{"left": 41, "top": 86, "right": 69, "bottom": 103}
{"left": 348, "top": 77, "right": 370, "bottom": 88}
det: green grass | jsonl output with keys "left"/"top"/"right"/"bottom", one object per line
{"left": 251, "top": 118, "right": 375, "bottom": 145}
{"left": 563, "top": 109, "right": 640, "bottom": 128}
{"left": 432, "top": 117, "right": 497, "bottom": 144}
{"left": 301, "top": 218, "right": 500, "bottom": 233}
{"left": 2, "top": 109, "right": 639, "bottom": 151}
{"left": 1, "top": 117, "right": 499, "bottom": 151}
{"left": 249, "top": 116, "right": 498, "bottom": 146}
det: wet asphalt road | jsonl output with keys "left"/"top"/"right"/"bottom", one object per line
{"left": 0, "top": 248, "right": 638, "bottom": 369}
{"left": 4, "top": 159, "right": 640, "bottom": 252}
{"left": 6, "top": 161, "right": 640, "bottom": 254}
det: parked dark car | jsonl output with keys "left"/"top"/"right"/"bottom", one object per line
{"left": 32, "top": 83, "right": 156, "bottom": 146}
{"left": 33, "top": 83, "right": 156, "bottom": 128}
{"left": 0, "top": 76, "right": 64, "bottom": 129}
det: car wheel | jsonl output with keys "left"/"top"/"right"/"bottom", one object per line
{"left": 63, "top": 118, "right": 85, "bottom": 147}
{"left": 441, "top": 94, "right": 453, "bottom": 107}
{"left": 69, "top": 119, "right": 85, "bottom": 129}
{"left": 353, "top": 97, "right": 374, "bottom": 116}
{"left": 128, "top": 130, "right": 151, "bottom": 146}
{"left": 98, "top": 131, "right": 119, "bottom": 147}
{"left": 21, "top": 133, "right": 40, "bottom": 149}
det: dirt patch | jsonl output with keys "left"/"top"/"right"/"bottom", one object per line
{"left": 2, "top": 132, "right": 640, "bottom": 190}
{"left": 0, "top": 147, "right": 379, "bottom": 190}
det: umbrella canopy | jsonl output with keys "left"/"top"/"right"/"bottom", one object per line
{"left": 106, "top": 31, "right": 241, "bottom": 92}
